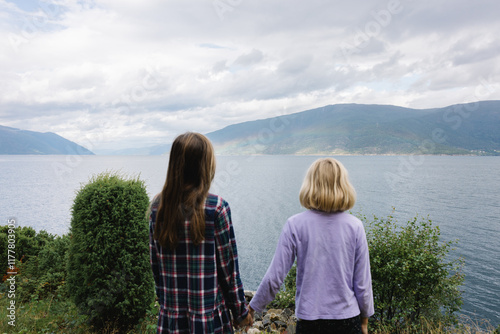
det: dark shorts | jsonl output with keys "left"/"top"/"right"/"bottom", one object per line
{"left": 296, "top": 315, "right": 362, "bottom": 334}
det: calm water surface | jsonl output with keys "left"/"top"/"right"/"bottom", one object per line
{"left": 1, "top": 155, "right": 499, "bottom": 325}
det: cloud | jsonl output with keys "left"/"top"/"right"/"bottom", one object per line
{"left": 0, "top": 0, "right": 499, "bottom": 150}
{"left": 199, "top": 43, "right": 227, "bottom": 49}
{"left": 233, "top": 49, "right": 264, "bottom": 67}
{"left": 451, "top": 36, "right": 500, "bottom": 66}
{"left": 277, "top": 54, "right": 312, "bottom": 75}
{"left": 211, "top": 60, "right": 228, "bottom": 74}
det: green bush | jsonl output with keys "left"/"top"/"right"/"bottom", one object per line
{"left": 362, "top": 212, "right": 464, "bottom": 332}
{"left": 0, "top": 225, "right": 68, "bottom": 302}
{"left": 67, "top": 172, "right": 155, "bottom": 332}
{"left": 269, "top": 263, "right": 296, "bottom": 309}
{"left": 20, "top": 234, "right": 70, "bottom": 301}
{"left": 0, "top": 225, "right": 53, "bottom": 268}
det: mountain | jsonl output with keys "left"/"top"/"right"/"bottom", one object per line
{"left": 205, "top": 100, "right": 500, "bottom": 155}
{"left": 0, "top": 125, "right": 94, "bottom": 155}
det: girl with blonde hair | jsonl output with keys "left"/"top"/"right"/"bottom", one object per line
{"left": 250, "top": 158, "right": 374, "bottom": 334}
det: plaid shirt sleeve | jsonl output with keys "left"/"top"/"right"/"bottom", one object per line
{"left": 214, "top": 197, "right": 249, "bottom": 324}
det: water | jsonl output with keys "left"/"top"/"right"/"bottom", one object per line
{"left": 1, "top": 155, "right": 499, "bottom": 325}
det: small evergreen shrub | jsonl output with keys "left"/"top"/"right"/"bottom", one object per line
{"left": 67, "top": 172, "right": 155, "bottom": 332}
{"left": 362, "top": 212, "right": 465, "bottom": 332}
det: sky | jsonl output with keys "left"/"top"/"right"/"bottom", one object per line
{"left": 1, "top": 0, "right": 499, "bottom": 151}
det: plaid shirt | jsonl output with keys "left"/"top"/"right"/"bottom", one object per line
{"left": 149, "top": 193, "right": 249, "bottom": 333}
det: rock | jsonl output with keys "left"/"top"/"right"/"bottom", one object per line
{"left": 282, "top": 308, "right": 293, "bottom": 318}
{"left": 245, "top": 291, "right": 255, "bottom": 301}
{"left": 270, "top": 313, "right": 281, "bottom": 322}
{"left": 286, "top": 319, "right": 297, "bottom": 334}
{"left": 239, "top": 295, "right": 297, "bottom": 333}
{"left": 275, "top": 320, "right": 287, "bottom": 328}
{"left": 266, "top": 308, "right": 283, "bottom": 316}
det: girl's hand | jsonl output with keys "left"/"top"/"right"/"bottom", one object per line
{"left": 361, "top": 317, "right": 369, "bottom": 334}
{"left": 236, "top": 311, "right": 254, "bottom": 331}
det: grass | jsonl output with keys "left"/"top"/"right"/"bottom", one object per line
{"left": 1, "top": 295, "right": 86, "bottom": 333}
{"left": 0, "top": 294, "right": 159, "bottom": 334}
{"left": 370, "top": 315, "right": 498, "bottom": 334}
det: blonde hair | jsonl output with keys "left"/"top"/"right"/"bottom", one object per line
{"left": 299, "top": 158, "right": 356, "bottom": 212}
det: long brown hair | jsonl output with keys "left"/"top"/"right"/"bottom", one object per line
{"left": 154, "top": 132, "right": 216, "bottom": 250}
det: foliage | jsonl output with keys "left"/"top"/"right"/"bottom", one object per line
{"left": 0, "top": 225, "right": 69, "bottom": 302}
{"left": 67, "top": 172, "right": 155, "bottom": 332}
{"left": 362, "top": 212, "right": 465, "bottom": 332}
{"left": 1, "top": 295, "right": 495, "bottom": 334}
{"left": 269, "top": 263, "right": 296, "bottom": 309}
{"left": 0, "top": 225, "right": 54, "bottom": 268}
{"left": 0, "top": 292, "right": 160, "bottom": 334}
{"left": 0, "top": 294, "right": 83, "bottom": 333}
{"left": 16, "top": 234, "right": 70, "bottom": 302}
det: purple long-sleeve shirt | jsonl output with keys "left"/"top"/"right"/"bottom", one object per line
{"left": 250, "top": 210, "right": 374, "bottom": 320}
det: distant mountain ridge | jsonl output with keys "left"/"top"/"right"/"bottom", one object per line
{"left": 0, "top": 125, "right": 94, "bottom": 155}
{"left": 205, "top": 100, "right": 500, "bottom": 155}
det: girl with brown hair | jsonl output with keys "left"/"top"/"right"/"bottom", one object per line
{"left": 149, "top": 132, "right": 252, "bottom": 333}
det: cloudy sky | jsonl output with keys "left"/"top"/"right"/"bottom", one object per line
{"left": 1, "top": 0, "right": 499, "bottom": 151}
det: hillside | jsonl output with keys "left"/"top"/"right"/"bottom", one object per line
{"left": 0, "top": 125, "right": 94, "bottom": 155}
{"left": 205, "top": 101, "right": 500, "bottom": 155}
